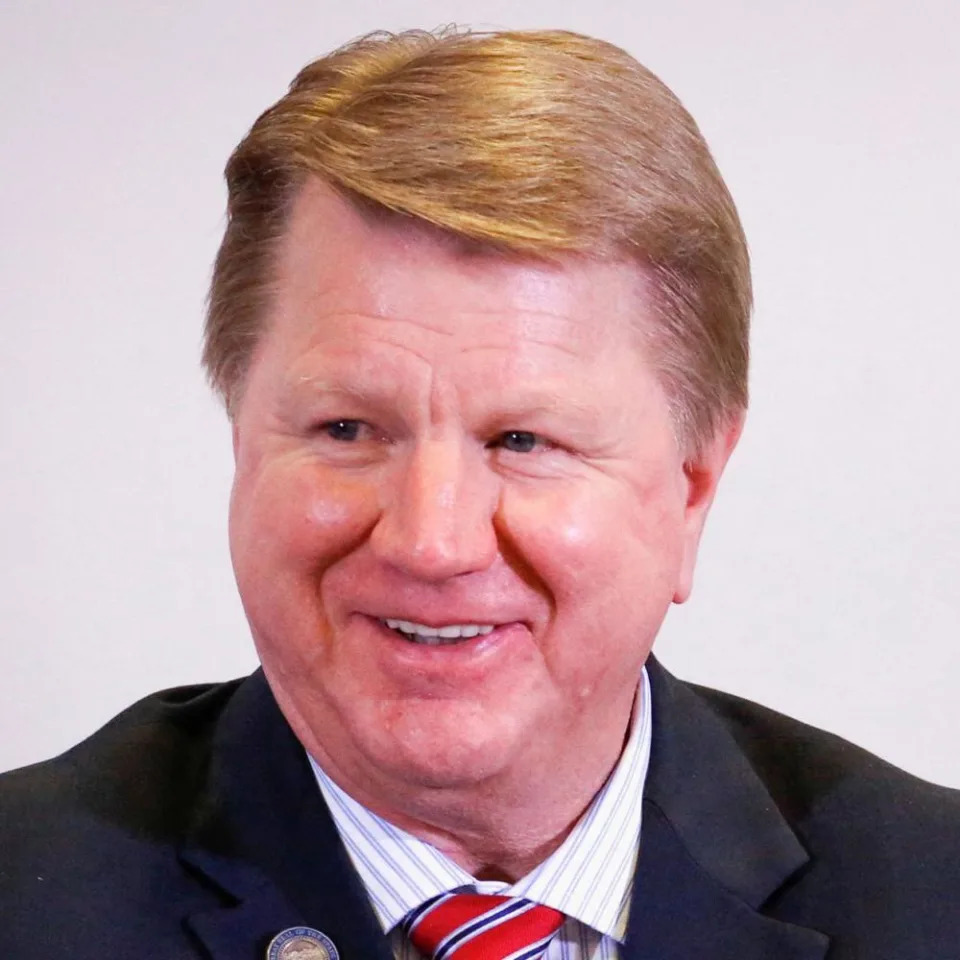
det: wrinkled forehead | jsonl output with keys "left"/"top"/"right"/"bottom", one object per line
{"left": 267, "top": 178, "right": 657, "bottom": 359}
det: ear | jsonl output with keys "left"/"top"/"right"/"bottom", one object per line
{"left": 673, "top": 411, "right": 745, "bottom": 604}
{"left": 231, "top": 419, "right": 241, "bottom": 463}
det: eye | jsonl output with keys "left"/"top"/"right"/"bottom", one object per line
{"left": 319, "top": 419, "right": 365, "bottom": 442}
{"left": 489, "top": 430, "right": 544, "bottom": 454}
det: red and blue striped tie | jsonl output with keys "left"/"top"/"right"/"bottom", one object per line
{"left": 405, "top": 892, "right": 565, "bottom": 960}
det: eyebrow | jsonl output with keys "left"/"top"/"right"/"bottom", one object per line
{"left": 489, "top": 393, "right": 605, "bottom": 421}
{"left": 282, "top": 376, "right": 389, "bottom": 413}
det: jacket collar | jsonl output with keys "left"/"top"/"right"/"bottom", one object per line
{"left": 178, "top": 663, "right": 829, "bottom": 960}
{"left": 179, "top": 670, "right": 393, "bottom": 960}
{"left": 621, "top": 657, "right": 829, "bottom": 959}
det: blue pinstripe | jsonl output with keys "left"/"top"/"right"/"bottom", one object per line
{"left": 311, "top": 668, "right": 653, "bottom": 960}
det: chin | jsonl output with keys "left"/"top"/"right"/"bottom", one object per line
{"left": 355, "top": 698, "right": 523, "bottom": 792}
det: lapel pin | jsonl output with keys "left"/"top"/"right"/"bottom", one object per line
{"left": 267, "top": 927, "right": 340, "bottom": 960}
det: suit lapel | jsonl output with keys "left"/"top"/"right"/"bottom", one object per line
{"left": 176, "top": 662, "right": 831, "bottom": 960}
{"left": 620, "top": 658, "right": 829, "bottom": 960}
{"left": 178, "top": 671, "right": 393, "bottom": 960}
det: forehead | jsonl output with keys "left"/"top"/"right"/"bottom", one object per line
{"left": 267, "top": 179, "right": 655, "bottom": 362}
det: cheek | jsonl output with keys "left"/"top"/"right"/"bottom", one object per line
{"left": 501, "top": 475, "right": 684, "bottom": 598}
{"left": 499, "top": 476, "right": 685, "bottom": 687}
{"left": 230, "top": 458, "right": 377, "bottom": 591}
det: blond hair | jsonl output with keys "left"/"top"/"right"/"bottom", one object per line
{"left": 204, "top": 28, "right": 750, "bottom": 450}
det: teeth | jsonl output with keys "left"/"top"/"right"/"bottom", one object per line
{"left": 382, "top": 619, "right": 496, "bottom": 643}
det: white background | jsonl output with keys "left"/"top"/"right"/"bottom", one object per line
{"left": 1, "top": 1, "right": 957, "bottom": 784}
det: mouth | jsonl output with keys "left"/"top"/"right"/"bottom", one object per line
{"left": 377, "top": 617, "right": 499, "bottom": 646}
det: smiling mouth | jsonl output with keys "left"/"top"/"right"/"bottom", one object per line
{"left": 378, "top": 618, "right": 497, "bottom": 646}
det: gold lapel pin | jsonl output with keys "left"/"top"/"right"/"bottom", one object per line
{"left": 266, "top": 926, "right": 340, "bottom": 960}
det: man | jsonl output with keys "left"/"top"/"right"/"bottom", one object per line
{"left": 1, "top": 27, "right": 957, "bottom": 960}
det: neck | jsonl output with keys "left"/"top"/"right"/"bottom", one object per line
{"left": 409, "top": 800, "right": 588, "bottom": 882}
{"left": 303, "top": 703, "right": 636, "bottom": 882}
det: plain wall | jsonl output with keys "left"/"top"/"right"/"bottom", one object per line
{"left": 1, "top": 0, "right": 958, "bottom": 783}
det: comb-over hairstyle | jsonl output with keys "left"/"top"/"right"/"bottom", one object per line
{"left": 204, "top": 27, "right": 750, "bottom": 450}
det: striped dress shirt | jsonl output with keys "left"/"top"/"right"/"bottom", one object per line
{"left": 309, "top": 667, "right": 652, "bottom": 960}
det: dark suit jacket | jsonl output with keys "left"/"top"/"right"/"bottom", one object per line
{"left": 1, "top": 658, "right": 958, "bottom": 959}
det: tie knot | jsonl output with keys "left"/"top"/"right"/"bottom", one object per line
{"left": 406, "top": 892, "right": 565, "bottom": 960}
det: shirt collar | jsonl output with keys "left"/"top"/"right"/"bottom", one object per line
{"left": 311, "top": 666, "right": 652, "bottom": 944}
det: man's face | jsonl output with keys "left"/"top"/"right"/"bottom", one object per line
{"left": 229, "top": 181, "right": 733, "bottom": 804}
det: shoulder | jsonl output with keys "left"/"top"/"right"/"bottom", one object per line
{"left": 0, "top": 677, "right": 248, "bottom": 953}
{"left": 688, "top": 679, "right": 960, "bottom": 945}
{"left": 0, "top": 677, "right": 244, "bottom": 832}
{"left": 688, "top": 679, "right": 960, "bottom": 822}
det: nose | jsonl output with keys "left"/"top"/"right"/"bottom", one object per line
{"left": 369, "top": 437, "right": 499, "bottom": 581}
